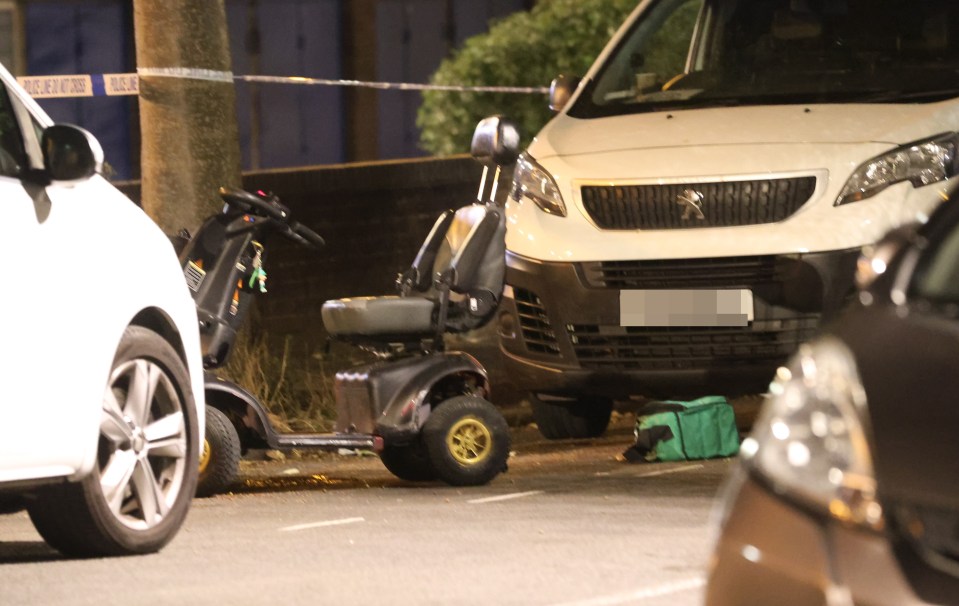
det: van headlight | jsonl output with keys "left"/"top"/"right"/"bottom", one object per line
{"left": 836, "top": 133, "right": 959, "bottom": 206}
{"left": 741, "top": 337, "right": 883, "bottom": 529}
{"left": 510, "top": 152, "right": 567, "bottom": 217}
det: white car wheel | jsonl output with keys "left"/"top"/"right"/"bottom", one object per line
{"left": 28, "top": 326, "right": 199, "bottom": 557}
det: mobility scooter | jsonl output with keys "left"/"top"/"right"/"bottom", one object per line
{"left": 183, "top": 116, "right": 520, "bottom": 495}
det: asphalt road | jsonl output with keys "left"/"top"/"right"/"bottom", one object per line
{"left": 0, "top": 415, "right": 735, "bottom": 606}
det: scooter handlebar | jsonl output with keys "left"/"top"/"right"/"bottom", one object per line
{"left": 219, "top": 186, "right": 290, "bottom": 221}
{"left": 218, "top": 186, "right": 324, "bottom": 249}
{"left": 289, "top": 221, "right": 326, "bottom": 249}
{"left": 275, "top": 223, "right": 323, "bottom": 250}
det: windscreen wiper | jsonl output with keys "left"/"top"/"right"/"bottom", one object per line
{"left": 853, "top": 89, "right": 959, "bottom": 103}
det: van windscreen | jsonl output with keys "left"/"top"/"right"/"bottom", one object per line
{"left": 570, "top": 0, "right": 959, "bottom": 118}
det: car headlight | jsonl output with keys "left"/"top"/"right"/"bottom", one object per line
{"left": 836, "top": 133, "right": 959, "bottom": 206}
{"left": 510, "top": 152, "right": 567, "bottom": 217}
{"left": 740, "top": 337, "right": 883, "bottom": 529}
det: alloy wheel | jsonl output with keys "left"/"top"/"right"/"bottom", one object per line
{"left": 99, "top": 358, "right": 188, "bottom": 530}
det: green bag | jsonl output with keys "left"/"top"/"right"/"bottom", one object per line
{"left": 624, "top": 396, "right": 740, "bottom": 462}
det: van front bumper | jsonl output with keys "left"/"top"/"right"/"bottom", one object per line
{"left": 496, "top": 248, "right": 860, "bottom": 399}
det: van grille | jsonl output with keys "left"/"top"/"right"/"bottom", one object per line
{"left": 514, "top": 288, "right": 561, "bottom": 356}
{"left": 580, "top": 176, "right": 816, "bottom": 230}
{"left": 582, "top": 256, "right": 779, "bottom": 289}
{"left": 569, "top": 318, "right": 819, "bottom": 371}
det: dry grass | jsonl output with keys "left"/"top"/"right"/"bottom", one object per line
{"left": 221, "top": 327, "right": 338, "bottom": 433}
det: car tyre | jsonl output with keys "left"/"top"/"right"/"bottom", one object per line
{"left": 27, "top": 326, "right": 199, "bottom": 557}
{"left": 530, "top": 394, "right": 613, "bottom": 440}
{"left": 379, "top": 440, "right": 436, "bottom": 482}
{"left": 196, "top": 405, "right": 240, "bottom": 497}
{"left": 422, "top": 396, "right": 510, "bottom": 486}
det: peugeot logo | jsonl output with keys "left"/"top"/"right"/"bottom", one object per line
{"left": 676, "top": 189, "right": 705, "bottom": 221}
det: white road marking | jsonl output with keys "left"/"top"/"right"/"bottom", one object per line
{"left": 552, "top": 577, "right": 706, "bottom": 606}
{"left": 279, "top": 517, "right": 365, "bottom": 532}
{"left": 468, "top": 490, "right": 544, "bottom": 504}
{"left": 634, "top": 463, "right": 704, "bottom": 478}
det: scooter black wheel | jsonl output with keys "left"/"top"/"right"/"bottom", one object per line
{"left": 196, "top": 406, "right": 241, "bottom": 497}
{"left": 379, "top": 440, "right": 436, "bottom": 482}
{"left": 422, "top": 396, "right": 510, "bottom": 486}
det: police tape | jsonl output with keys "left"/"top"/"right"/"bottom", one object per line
{"left": 17, "top": 73, "right": 140, "bottom": 98}
{"left": 235, "top": 74, "right": 550, "bottom": 94}
{"left": 16, "top": 70, "right": 549, "bottom": 99}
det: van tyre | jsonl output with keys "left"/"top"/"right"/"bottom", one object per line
{"left": 0, "top": 495, "right": 24, "bottom": 514}
{"left": 422, "top": 396, "right": 510, "bottom": 486}
{"left": 531, "top": 395, "right": 613, "bottom": 440}
{"left": 196, "top": 406, "right": 241, "bottom": 497}
{"left": 27, "top": 327, "right": 199, "bottom": 557}
{"left": 379, "top": 440, "right": 436, "bottom": 482}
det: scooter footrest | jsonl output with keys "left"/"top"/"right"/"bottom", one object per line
{"left": 273, "top": 433, "right": 376, "bottom": 450}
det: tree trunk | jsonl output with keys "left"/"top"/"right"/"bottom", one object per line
{"left": 133, "top": 0, "right": 242, "bottom": 234}
{"left": 343, "top": 0, "right": 378, "bottom": 161}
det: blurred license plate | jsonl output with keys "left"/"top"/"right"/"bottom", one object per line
{"left": 620, "top": 289, "right": 753, "bottom": 327}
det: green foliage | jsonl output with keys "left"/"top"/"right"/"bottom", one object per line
{"left": 417, "top": 0, "right": 637, "bottom": 155}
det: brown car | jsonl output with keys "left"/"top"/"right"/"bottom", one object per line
{"left": 706, "top": 185, "right": 959, "bottom": 605}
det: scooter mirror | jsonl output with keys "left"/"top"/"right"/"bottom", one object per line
{"left": 470, "top": 115, "right": 521, "bottom": 168}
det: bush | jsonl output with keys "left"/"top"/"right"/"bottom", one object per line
{"left": 417, "top": 0, "right": 636, "bottom": 155}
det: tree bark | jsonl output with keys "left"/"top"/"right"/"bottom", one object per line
{"left": 133, "top": 0, "right": 242, "bottom": 234}
{"left": 342, "top": 0, "right": 378, "bottom": 161}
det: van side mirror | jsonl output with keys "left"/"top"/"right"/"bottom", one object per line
{"left": 41, "top": 124, "right": 103, "bottom": 183}
{"left": 549, "top": 74, "right": 581, "bottom": 113}
{"left": 470, "top": 115, "right": 521, "bottom": 167}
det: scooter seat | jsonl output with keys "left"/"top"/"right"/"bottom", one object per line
{"left": 321, "top": 296, "right": 436, "bottom": 337}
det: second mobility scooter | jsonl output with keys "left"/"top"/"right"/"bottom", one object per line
{"left": 183, "top": 116, "right": 520, "bottom": 495}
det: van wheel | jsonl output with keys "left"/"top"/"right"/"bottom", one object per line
{"left": 27, "top": 326, "right": 199, "bottom": 557}
{"left": 530, "top": 395, "right": 612, "bottom": 440}
{"left": 379, "top": 440, "right": 436, "bottom": 482}
{"left": 0, "top": 495, "right": 25, "bottom": 514}
{"left": 196, "top": 406, "right": 241, "bottom": 497}
{"left": 423, "top": 396, "right": 510, "bottom": 486}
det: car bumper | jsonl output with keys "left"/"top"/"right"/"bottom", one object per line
{"left": 497, "top": 248, "right": 860, "bottom": 399}
{"left": 706, "top": 468, "right": 943, "bottom": 606}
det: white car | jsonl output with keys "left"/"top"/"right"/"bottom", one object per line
{"left": 501, "top": 0, "right": 959, "bottom": 439}
{"left": 0, "top": 61, "right": 205, "bottom": 556}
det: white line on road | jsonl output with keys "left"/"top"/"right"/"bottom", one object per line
{"left": 551, "top": 576, "right": 706, "bottom": 606}
{"left": 468, "top": 490, "right": 544, "bottom": 504}
{"left": 279, "top": 517, "right": 365, "bottom": 532}
{"left": 634, "top": 463, "right": 704, "bottom": 478}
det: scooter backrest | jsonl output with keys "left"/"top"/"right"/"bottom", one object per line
{"left": 470, "top": 115, "right": 521, "bottom": 168}
{"left": 402, "top": 209, "right": 455, "bottom": 293}
{"left": 434, "top": 203, "right": 506, "bottom": 298}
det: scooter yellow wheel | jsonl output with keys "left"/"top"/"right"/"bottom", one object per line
{"left": 446, "top": 416, "right": 492, "bottom": 466}
{"left": 198, "top": 439, "right": 212, "bottom": 473}
{"left": 195, "top": 406, "right": 241, "bottom": 497}
{"left": 423, "top": 395, "right": 510, "bottom": 486}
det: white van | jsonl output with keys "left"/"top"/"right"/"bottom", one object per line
{"left": 500, "top": 0, "right": 959, "bottom": 439}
